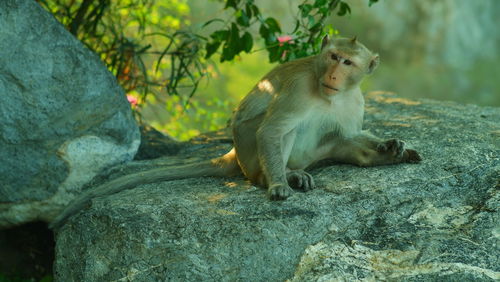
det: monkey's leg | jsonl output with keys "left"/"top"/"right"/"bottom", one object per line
{"left": 329, "top": 131, "right": 421, "bottom": 166}
{"left": 232, "top": 113, "right": 267, "bottom": 185}
{"left": 286, "top": 169, "right": 315, "bottom": 191}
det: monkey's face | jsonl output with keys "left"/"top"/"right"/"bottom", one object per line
{"left": 318, "top": 37, "right": 379, "bottom": 96}
{"left": 319, "top": 51, "right": 357, "bottom": 95}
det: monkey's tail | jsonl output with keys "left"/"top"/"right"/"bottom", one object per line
{"left": 49, "top": 149, "right": 241, "bottom": 230}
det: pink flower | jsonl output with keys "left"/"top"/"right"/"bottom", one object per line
{"left": 278, "top": 35, "right": 293, "bottom": 45}
{"left": 126, "top": 95, "right": 138, "bottom": 106}
{"left": 277, "top": 36, "right": 294, "bottom": 59}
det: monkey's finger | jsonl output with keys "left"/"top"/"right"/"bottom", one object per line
{"left": 377, "top": 139, "right": 395, "bottom": 152}
{"left": 307, "top": 174, "right": 316, "bottom": 190}
{"left": 378, "top": 139, "right": 406, "bottom": 158}
{"left": 395, "top": 140, "right": 406, "bottom": 158}
{"left": 300, "top": 176, "right": 309, "bottom": 190}
{"left": 387, "top": 139, "right": 404, "bottom": 156}
{"left": 405, "top": 149, "right": 422, "bottom": 163}
{"left": 376, "top": 142, "right": 388, "bottom": 152}
{"left": 268, "top": 184, "right": 293, "bottom": 200}
{"left": 296, "top": 175, "right": 303, "bottom": 189}
{"left": 301, "top": 173, "right": 313, "bottom": 191}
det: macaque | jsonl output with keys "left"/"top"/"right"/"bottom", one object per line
{"left": 50, "top": 36, "right": 420, "bottom": 229}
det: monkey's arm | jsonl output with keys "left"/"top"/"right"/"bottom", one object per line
{"left": 328, "top": 130, "right": 421, "bottom": 166}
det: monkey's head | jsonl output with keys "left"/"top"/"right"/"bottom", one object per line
{"left": 317, "top": 36, "right": 379, "bottom": 95}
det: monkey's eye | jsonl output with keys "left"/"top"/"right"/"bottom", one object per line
{"left": 331, "top": 53, "right": 339, "bottom": 61}
{"left": 343, "top": 59, "right": 352, "bottom": 66}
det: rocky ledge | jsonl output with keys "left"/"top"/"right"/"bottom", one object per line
{"left": 54, "top": 92, "right": 499, "bottom": 281}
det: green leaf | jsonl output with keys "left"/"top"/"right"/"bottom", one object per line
{"left": 236, "top": 10, "right": 250, "bottom": 27}
{"left": 224, "top": 0, "right": 240, "bottom": 10}
{"left": 202, "top": 18, "right": 224, "bottom": 28}
{"left": 251, "top": 4, "right": 261, "bottom": 19}
{"left": 229, "top": 23, "right": 242, "bottom": 53}
{"left": 242, "top": 32, "right": 253, "bottom": 53}
{"left": 267, "top": 45, "right": 281, "bottom": 62}
{"left": 205, "top": 41, "right": 221, "bottom": 59}
{"left": 319, "top": 7, "right": 329, "bottom": 15}
{"left": 284, "top": 49, "right": 296, "bottom": 62}
{"left": 245, "top": 3, "right": 253, "bottom": 18}
{"left": 265, "top": 17, "right": 281, "bottom": 33}
{"left": 308, "top": 15, "right": 315, "bottom": 28}
{"left": 210, "top": 30, "right": 229, "bottom": 41}
{"left": 259, "top": 24, "right": 269, "bottom": 40}
{"left": 299, "top": 4, "right": 313, "bottom": 17}
{"left": 368, "top": 0, "right": 379, "bottom": 7}
{"left": 337, "top": 2, "right": 351, "bottom": 16}
{"left": 309, "top": 22, "right": 322, "bottom": 32}
{"left": 230, "top": 22, "right": 240, "bottom": 41}
{"left": 313, "top": 0, "right": 327, "bottom": 8}
{"left": 221, "top": 43, "right": 234, "bottom": 62}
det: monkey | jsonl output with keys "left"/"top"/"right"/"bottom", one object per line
{"left": 49, "top": 36, "right": 421, "bottom": 229}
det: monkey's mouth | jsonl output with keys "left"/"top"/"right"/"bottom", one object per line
{"left": 322, "top": 83, "right": 339, "bottom": 91}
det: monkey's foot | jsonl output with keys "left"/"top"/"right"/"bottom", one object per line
{"left": 403, "top": 149, "right": 422, "bottom": 163}
{"left": 286, "top": 170, "right": 315, "bottom": 191}
{"left": 377, "top": 139, "right": 406, "bottom": 158}
{"left": 268, "top": 184, "right": 294, "bottom": 201}
{"left": 377, "top": 139, "right": 422, "bottom": 163}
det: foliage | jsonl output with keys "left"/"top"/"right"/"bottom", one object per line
{"left": 204, "top": 0, "right": 377, "bottom": 63}
{"left": 0, "top": 273, "right": 52, "bottom": 282}
{"left": 38, "top": 0, "right": 378, "bottom": 139}
{"left": 145, "top": 50, "right": 275, "bottom": 140}
{"left": 37, "top": 0, "right": 199, "bottom": 106}
{"left": 38, "top": 0, "right": 377, "bottom": 98}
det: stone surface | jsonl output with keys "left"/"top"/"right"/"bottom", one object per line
{"left": 54, "top": 92, "right": 499, "bottom": 281}
{"left": 0, "top": 0, "right": 140, "bottom": 227}
{"left": 134, "top": 125, "right": 186, "bottom": 161}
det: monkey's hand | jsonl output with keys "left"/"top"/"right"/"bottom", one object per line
{"left": 287, "top": 170, "right": 315, "bottom": 191}
{"left": 377, "top": 139, "right": 422, "bottom": 163}
{"left": 268, "top": 183, "right": 294, "bottom": 200}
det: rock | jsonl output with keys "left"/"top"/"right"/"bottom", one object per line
{"left": 134, "top": 125, "right": 186, "bottom": 161}
{"left": 53, "top": 92, "right": 499, "bottom": 281}
{"left": 0, "top": 0, "right": 140, "bottom": 228}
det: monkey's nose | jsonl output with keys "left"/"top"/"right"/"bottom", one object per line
{"left": 331, "top": 76, "right": 336, "bottom": 80}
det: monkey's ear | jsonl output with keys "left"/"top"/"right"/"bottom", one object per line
{"left": 368, "top": 54, "right": 380, "bottom": 74}
{"left": 321, "top": 35, "right": 330, "bottom": 50}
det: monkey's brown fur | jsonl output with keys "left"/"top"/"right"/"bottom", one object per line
{"left": 50, "top": 37, "right": 420, "bottom": 229}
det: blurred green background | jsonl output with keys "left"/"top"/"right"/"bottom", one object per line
{"left": 140, "top": 0, "right": 499, "bottom": 140}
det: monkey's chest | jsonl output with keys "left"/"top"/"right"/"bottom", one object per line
{"left": 287, "top": 107, "right": 363, "bottom": 169}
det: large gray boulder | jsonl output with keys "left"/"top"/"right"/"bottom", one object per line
{"left": 0, "top": 0, "right": 140, "bottom": 227}
{"left": 54, "top": 93, "right": 499, "bottom": 281}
